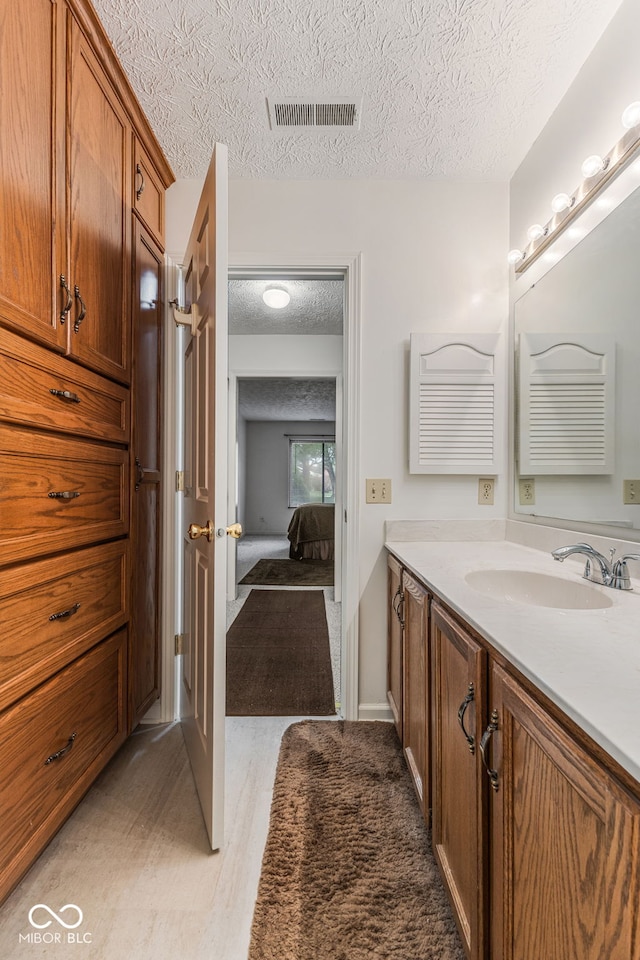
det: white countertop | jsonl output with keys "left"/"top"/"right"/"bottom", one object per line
{"left": 385, "top": 537, "right": 640, "bottom": 785}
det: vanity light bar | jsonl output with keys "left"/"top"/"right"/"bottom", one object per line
{"left": 510, "top": 102, "right": 640, "bottom": 274}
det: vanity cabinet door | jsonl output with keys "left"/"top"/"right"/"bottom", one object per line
{"left": 401, "top": 570, "right": 430, "bottom": 821}
{"left": 387, "top": 553, "right": 404, "bottom": 736}
{"left": 431, "top": 601, "right": 487, "bottom": 960}
{"left": 488, "top": 662, "right": 640, "bottom": 960}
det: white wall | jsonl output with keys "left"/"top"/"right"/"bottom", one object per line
{"left": 167, "top": 178, "right": 509, "bottom": 713}
{"left": 244, "top": 420, "right": 336, "bottom": 534}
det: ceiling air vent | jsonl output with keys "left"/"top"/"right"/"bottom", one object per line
{"left": 266, "top": 97, "right": 362, "bottom": 132}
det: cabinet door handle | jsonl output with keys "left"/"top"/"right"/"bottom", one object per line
{"left": 50, "top": 388, "right": 81, "bottom": 404}
{"left": 480, "top": 709, "right": 500, "bottom": 792}
{"left": 392, "top": 585, "right": 404, "bottom": 625}
{"left": 134, "top": 456, "right": 144, "bottom": 491}
{"left": 135, "top": 163, "right": 145, "bottom": 200}
{"left": 49, "top": 602, "right": 81, "bottom": 622}
{"left": 44, "top": 732, "right": 77, "bottom": 766}
{"left": 59, "top": 275, "right": 73, "bottom": 324}
{"left": 73, "top": 285, "right": 86, "bottom": 333}
{"left": 457, "top": 682, "right": 476, "bottom": 754}
{"left": 48, "top": 490, "right": 80, "bottom": 500}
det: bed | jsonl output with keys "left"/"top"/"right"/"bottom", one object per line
{"left": 287, "top": 503, "right": 335, "bottom": 560}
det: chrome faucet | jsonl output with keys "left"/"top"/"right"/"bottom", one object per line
{"left": 551, "top": 542, "right": 614, "bottom": 586}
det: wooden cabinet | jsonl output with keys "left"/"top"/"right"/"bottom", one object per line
{"left": 387, "top": 552, "right": 640, "bottom": 960}
{"left": 66, "top": 14, "right": 131, "bottom": 383}
{"left": 134, "top": 139, "right": 166, "bottom": 248}
{"left": 488, "top": 662, "right": 640, "bottom": 960}
{"left": 0, "top": 0, "right": 173, "bottom": 908}
{"left": 402, "top": 570, "right": 430, "bottom": 819}
{"left": 0, "top": 630, "right": 127, "bottom": 902}
{"left": 431, "top": 601, "right": 487, "bottom": 960}
{"left": 387, "top": 553, "right": 403, "bottom": 736}
{"left": 129, "top": 223, "right": 164, "bottom": 727}
{"left": 0, "top": 0, "right": 66, "bottom": 351}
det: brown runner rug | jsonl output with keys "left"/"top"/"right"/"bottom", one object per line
{"left": 249, "top": 720, "right": 465, "bottom": 960}
{"left": 240, "top": 558, "right": 334, "bottom": 587}
{"left": 226, "top": 591, "right": 336, "bottom": 716}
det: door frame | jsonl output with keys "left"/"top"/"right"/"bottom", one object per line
{"left": 229, "top": 252, "right": 361, "bottom": 722}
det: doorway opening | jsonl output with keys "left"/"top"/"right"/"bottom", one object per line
{"left": 227, "top": 275, "right": 345, "bottom": 714}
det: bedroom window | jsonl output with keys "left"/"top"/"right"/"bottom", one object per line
{"left": 289, "top": 439, "right": 336, "bottom": 507}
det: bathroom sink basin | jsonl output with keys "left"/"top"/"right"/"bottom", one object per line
{"left": 464, "top": 569, "right": 613, "bottom": 609}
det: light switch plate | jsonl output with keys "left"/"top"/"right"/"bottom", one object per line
{"left": 366, "top": 478, "right": 392, "bottom": 503}
{"left": 623, "top": 479, "right": 640, "bottom": 504}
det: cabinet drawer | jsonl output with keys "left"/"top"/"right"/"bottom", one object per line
{"left": 0, "top": 427, "right": 128, "bottom": 565}
{"left": 0, "top": 541, "right": 128, "bottom": 710}
{"left": 0, "top": 629, "right": 127, "bottom": 903}
{"left": 0, "top": 328, "right": 129, "bottom": 443}
{"left": 133, "top": 139, "right": 165, "bottom": 247}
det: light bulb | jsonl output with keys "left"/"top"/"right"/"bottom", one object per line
{"left": 507, "top": 249, "right": 524, "bottom": 265}
{"left": 621, "top": 101, "right": 640, "bottom": 129}
{"left": 527, "top": 224, "right": 546, "bottom": 242}
{"left": 551, "top": 192, "right": 573, "bottom": 213}
{"left": 262, "top": 287, "right": 291, "bottom": 309}
{"left": 581, "top": 155, "right": 605, "bottom": 178}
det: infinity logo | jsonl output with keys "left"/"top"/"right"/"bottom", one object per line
{"left": 28, "top": 904, "right": 84, "bottom": 930}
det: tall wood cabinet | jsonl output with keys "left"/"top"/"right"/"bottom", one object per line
{"left": 0, "top": 0, "right": 173, "bottom": 906}
{"left": 387, "top": 553, "right": 640, "bottom": 960}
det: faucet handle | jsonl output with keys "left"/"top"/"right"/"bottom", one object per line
{"left": 611, "top": 554, "right": 640, "bottom": 591}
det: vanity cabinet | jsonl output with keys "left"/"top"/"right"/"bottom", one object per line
{"left": 387, "top": 553, "right": 404, "bottom": 735}
{"left": 431, "top": 600, "right": 487, "bottom": 960}
{"left": 401, "top": 570, "right": 431, "bottom": 820}
{"left": 0, "top": 0, "right": 173, "bottom": 907}
{"left": 387, "top": 552, "right": 640, "bottom": 960}
{"left": 488, "top": 662, "right": 640, "bottom": 960}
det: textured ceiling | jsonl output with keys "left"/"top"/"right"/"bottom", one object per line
{"left": 238, "top": 378, "right": 336, "bottom": 421}
{"left": 229, "top": 279, "right": 343, "bottom": 334}
{"left": 92, "top": 0, "right": 624, "bottom": 180}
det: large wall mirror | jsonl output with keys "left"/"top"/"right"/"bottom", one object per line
{"left": 514, "top": 171, "right": 640, "bottom": 530}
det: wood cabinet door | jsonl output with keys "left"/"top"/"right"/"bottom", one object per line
{"left": 66, "top": 15, "right": 131, "bottom": 383}
{"left": 431, "top": 601, "right": 487, "bottom": 960}
{"left": 402, "top": 571, "right": 430, "bottom": 820}
{"left": 387, "top": 554, "right": 403, "bottom": 736}
{"left": 489, "top": 663, "right": 640, "bottom": 960}
{"left": 129, "top": 223, "right": 164, "bottom": 728}
{"left": 133, "top": 139, "right": 165, "bottom": 249}
{"left": 0, "top": 0, "right": 66, "bottom": 350}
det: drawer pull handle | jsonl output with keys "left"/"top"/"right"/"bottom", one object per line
{"left": 73, "top": 285, "right": 86, "bottom": 334}
{"left": 480, "top": 709, "right": 500, "bottom": 792}
{"left": 50, "top": 388, "right": 81, "bottom": 404}
{"left": 135, "top": 162, "right": 145, "bottom": 200}
{"left": 49, "top": 602, "right": 81, "bottom": 622}
{"left": 457, "top": 683, "right": 476, "bottom": 754}
{"left": 59, "top": 275, "right": 73, "bottom": 324}
{"left": 135, "top": 456, "right": 144, "bottom": 491}
{"left": 48, "top": 491, "right": 80, "bottom": 500}
{"left": 44, "top": 732, "right": 77, "bottom": 766}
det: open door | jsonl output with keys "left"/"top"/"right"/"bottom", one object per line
{"left": 180, "top": 144, "right": 238, "bottom": 849}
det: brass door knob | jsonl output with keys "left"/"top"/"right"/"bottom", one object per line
{"left": 188, "top": 520, "right": 214, "bottom": 542}
{"left": 225, "top": 522, "right": 243, "bottom": 539}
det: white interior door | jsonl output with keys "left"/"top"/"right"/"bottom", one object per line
{"left": 180, "top": 144, "right": 231, "bottom": 850}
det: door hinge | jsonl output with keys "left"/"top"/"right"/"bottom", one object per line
{"left": 174, "top": 633, "right": 185, "bottom": 655}
{"left": 175, "top": 470, "right": 184, "bottom": 492}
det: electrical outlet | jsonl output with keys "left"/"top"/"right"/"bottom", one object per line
{"left": 519, "top": 477, "right": 536, "bottom": 505}
{"left": 478, "top": 478, "right": 495, "bottom": 505}
{"left": 366, "top": 478, "right": 392, "bottom": 504}
{"left": 623, "top": 479, "right": 640, "bottom": 504}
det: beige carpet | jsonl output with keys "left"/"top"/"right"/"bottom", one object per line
{"left": 249, "top": 720, "right": 465, "bottom": 960}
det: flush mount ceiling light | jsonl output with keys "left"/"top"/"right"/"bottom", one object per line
{"left": 262, "top": 286, "right": 290, "bottom": 309}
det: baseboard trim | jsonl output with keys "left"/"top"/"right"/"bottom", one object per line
{"left": 358, "top": 702, "right": 393, "bottom": 721}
